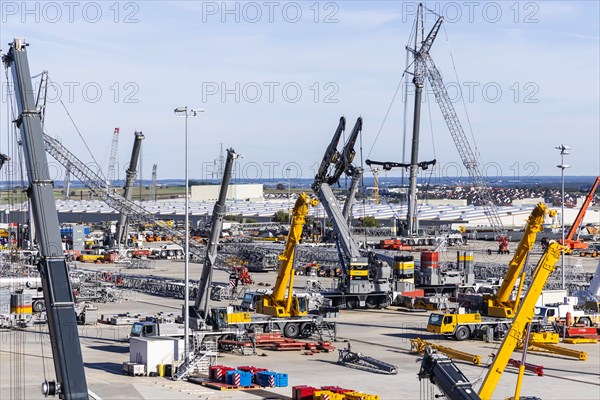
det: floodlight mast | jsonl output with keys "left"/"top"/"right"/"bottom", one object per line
{"left": 173, "top": 105, "right": 204, "bottom": 363}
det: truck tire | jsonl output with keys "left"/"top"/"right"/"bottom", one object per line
{"left": 283, "top": 323, "right": 300, "bottom": 338}
{"left": 365, "top": 297, "right": 378, "bottom": 309}
{"left": 463, "top": 287, "right": 475, "bottom": 294}
{"left": 454, "top": 326, "right": 470, "bottom": 341}
{"left": 33, "top": 300, "right": 45, "bottom": 313}
{"left": 346, "top": 299, "right": 358, "bottom": 310}
{"left": 579, "top": 317, "right": 592, "bottom": 327}
{"left": 300, "top": 322, "right": 313, "bottom": 338}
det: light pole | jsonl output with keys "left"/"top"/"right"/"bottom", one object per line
{"left": 174, "top": 106, "right": 204, "bottom": 363}
{"left": 286, "top": 167, "right": 292, "bottom": 220}
{"left": 556, "top": 144, "right": 570, "bottom": 290}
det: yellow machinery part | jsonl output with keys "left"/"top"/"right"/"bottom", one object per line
{"left": 11, "top": 305, "right": 32, "bottom": 314}
{"left": 529, "top": 332, "right": 559, "bottom": 344}
{"left": 526, "top": 342, "right": 587, "bottom": 361}
{"left": 226, "top": 311, "right": 251, "bottom": 324}
{"left": 562, "top": 338, "right": 598, "bottom": 344}
{"left": 411, "top": 337, "right": 481, "bottom": 365}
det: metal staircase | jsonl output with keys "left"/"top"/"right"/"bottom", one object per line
{"left": 173, "top": 336, "right": 218, "bottom": 380}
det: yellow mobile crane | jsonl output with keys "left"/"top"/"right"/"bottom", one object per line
{"left": 419, "top": 241, "right": 571, "bottom": 400}
{"left": 257, "top": 193, "right": 318, "bottom": 317}
{"left": 484, "top": 203, "right": 556, "bottom": 318}
{"left": 427, "top": 203, "right": 556, "bottom": 339}
{"left": 479, "top": 241, "right": 570, "bottom": 400}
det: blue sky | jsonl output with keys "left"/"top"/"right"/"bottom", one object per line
{"left": 1, "top": 1, "right": 598, "bottom": 184}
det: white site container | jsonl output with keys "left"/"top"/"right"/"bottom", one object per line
{"left": 535, "top": 289, "right": 568, "bottom": 307}
{"left": 129, "top": 337, "right": 184, "bottom": 374}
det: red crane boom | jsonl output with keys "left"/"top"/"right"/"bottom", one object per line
{"left": 561, "top": 176, "right": 600, "bottom": 250}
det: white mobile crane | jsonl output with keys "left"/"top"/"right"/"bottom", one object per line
{"left": 313, "top": 117, "right": 392, "bottom": 309}
{"left": 3, "top": 38, "right": 89, "bottom": 399}
{"left": 189, "top": 148, "right": 239, "bottom": 330}
{"left": 135, "top": 148, "right": 239, "bottom": 380}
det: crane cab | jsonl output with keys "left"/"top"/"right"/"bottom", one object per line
{"left": 348, "top": 257, "right": 369, "bottom": 280}
{"left": 257, "top": 294, "right": 309, "bottom": 318}
{"left": 210, "top": 306, "right": 251, "bottom": 330}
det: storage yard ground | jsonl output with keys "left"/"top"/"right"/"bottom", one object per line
{"left": 1, "top": 249, "right": 599, "bottom": 399}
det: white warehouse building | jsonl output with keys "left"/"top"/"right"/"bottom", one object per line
{"left": 190, "top": 184, "right": 264, "bottom": 202}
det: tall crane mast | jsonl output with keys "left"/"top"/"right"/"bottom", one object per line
{"left": 337, "top": 117, "right": 364, "bottom": 223}
{"left": 371, "top": 4, "right": 504, "bottom": 239}
{"left": 116, "top": 131, "right": 145, "bottom": 245}
{"left": 106, "top": 127, "right": 119, "bottom": 188}
{"left": 150, "top": 163, "right": 158, "bottom": 201}
{"left": 402, "top": 4, "right": 441, "bottom": 236}
{"left": 313, "top": 116, "right": 345, "bottom": 190}
{"left": 63, "top": 163, "right": 72, "bottom": 201}
{"left": 3, "top": 38, "right": 89, "bottom": 399}
{"left": 342, "top": 167, "right": 362, "bottom": 223}
{"left": 191, "top": 148, "right": 238, "bottom": 327}
{"left": 372, "top": 168, "right": 380, "bottom": 206}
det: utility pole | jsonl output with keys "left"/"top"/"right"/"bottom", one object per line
{"left": 556, "top": 144, "right": 570, "bottom": 290}
{"left": 174, "top": 106, "right": 205, "bottom": 364}
{"left": 286, "top": 167, "right": 292, "bottom": 220}
{"left": 373, "top": 168, "right": 380, "bottom": 205}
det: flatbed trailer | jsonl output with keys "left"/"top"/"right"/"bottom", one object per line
{"left": 212, "top": 306, "right": 336, "bottom": 340}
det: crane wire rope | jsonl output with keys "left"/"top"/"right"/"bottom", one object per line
{"left": 47, "top": 76, "right": 108, "bottom": 183}
{"left": 5, "top": 66, "right": 52, "bottom": 390}
{"left": 4, "top": 62, "right": 26, "bottom": 400}
{"left": 366, "top": 15, "right": 417, "bottom": 160}
{"left": 417, "top": 80, "right": 438, "bottom": 212}
{"left": 359, "top": 127, "right": 368, "bottom": 245}
{"left": 442, "top": 25, "right": 481, "bottom": 160}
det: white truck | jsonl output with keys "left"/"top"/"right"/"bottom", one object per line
{"left": 534, "top": 303, "right": 600, "bottom": 327}
{"left": 153, "top": 244, "right": 184, "bottom": 259}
